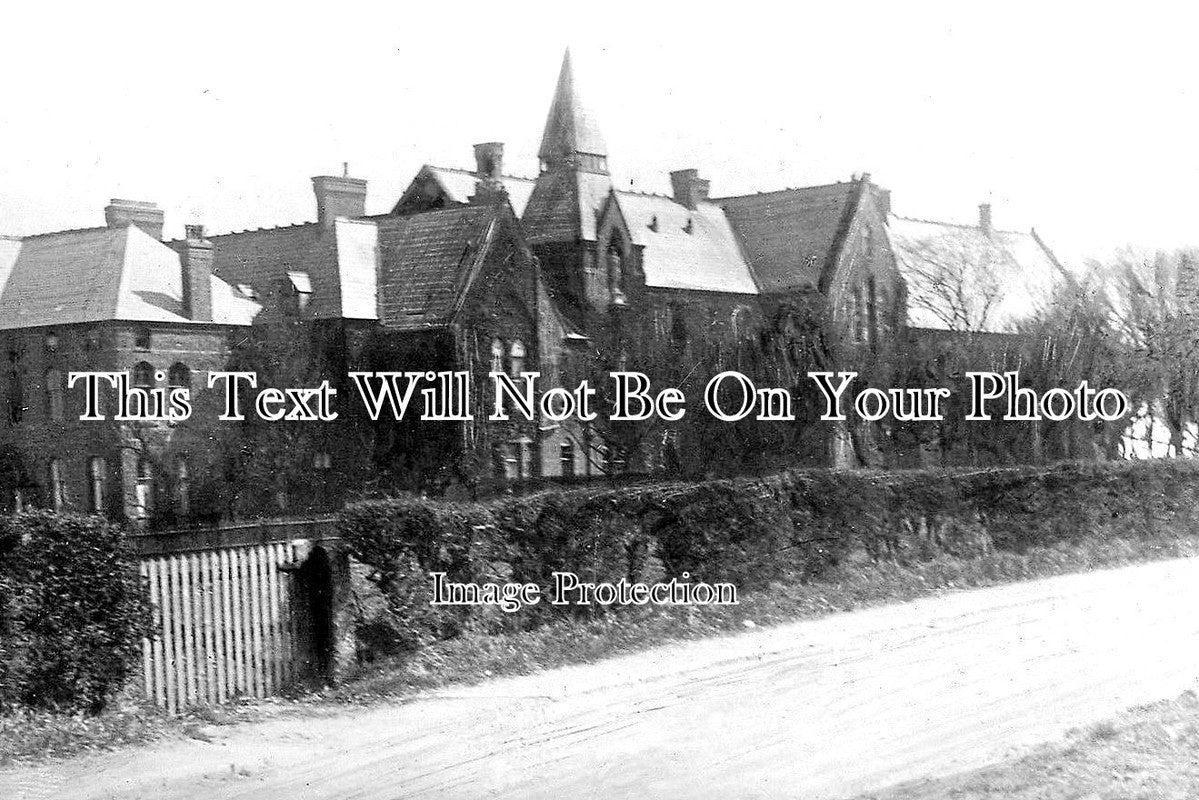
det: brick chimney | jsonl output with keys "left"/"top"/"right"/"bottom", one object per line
{"left": 105, "top": 199, "right": 164, "bottom": 240}
{"left": 312, "top": 168, "right": 367, "bottom": 230}
{"left": 670, "top": 169, "right": 710, "bottom": 210}
{"left": 179, "top": 224, "right": 213, "bottom": 322}
{"left": 979, "top": 203, "right": 993, "bottom": 235}
{"left": 470, "top": 142, "right": 507, "bottom": 204}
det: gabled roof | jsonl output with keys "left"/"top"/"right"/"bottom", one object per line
{"left": 394, "top": 165, "right": 536, "bottom": 217}
{"left": 716, "top": 182, "right": 859, "bottom": 293}
{"left": 887, "top": 214, "right": 1066, "bottom": 333}
{"left": 613, "top": 193, "right": 758, "bottom": 295}
{"left": 538, "top": 49, "right": 607, "bottom": 162}
{"left": 0, "top": 225, "right": 259, "bottom": 330}
{"left": 375, "top": 204, "right": 502, "bottom": 330}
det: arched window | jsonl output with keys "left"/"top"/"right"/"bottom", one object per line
{"left": 490, "top": 339, "right": 504, "bottom": 374}
{"left": 174, "top": 457, "right": 190, "bottom": 517}
{"left": 607, "top": 235, "right": 626, "bottom": 303}
{"left": 44, "top": 369, "right": 63, "bottom": 422}
{"left": 508, "top": 340, "right": 526, "bottom": 377}
{"left": 134, "top": 325, "right": 151, "bottom": 351}
{"left": 133, "top": 361, "right": 155, "bottom": 389}
{"left": 48, "top": 458, "right": 65, "bottom": 511}
{"left": 168, "top": 363, "right": 191, "bottom": 391}
{"left": 134, "top": 458, "right": 153, "bottom": 521}
{"left": 88, "top": 456, "right": 106, "bottom": 513}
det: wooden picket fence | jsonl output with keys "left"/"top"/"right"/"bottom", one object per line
{"left": 132, "top": 518, "right": 338, "bottom": 713}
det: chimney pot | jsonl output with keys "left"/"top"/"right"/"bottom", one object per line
{"left": 979, "top": 202, "right": 993, "bottom": 235}
{"left": 470, "top": 142, "right": 507, "bottom": 204}
{"left": 105, "top": 199, "right": 164, "bottom": 240}
{"left": 312, "top": 174, "right": 367, "bottom": 230}
{"left": 669, "top": 168, "right": 710, "bottom": 210}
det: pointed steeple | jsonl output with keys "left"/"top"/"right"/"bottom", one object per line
{"left": 538, "top": 49, "right": 609, "bottom": 174}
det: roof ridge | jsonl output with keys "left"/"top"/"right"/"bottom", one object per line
{"left": 18, "top": 225, "right": 112, "bottom": 240}
{"left": 429, "top": 164, "right": 539, "bottom": 182}
{"left": 712, "top": 181, "right": 856, "bottom": 202}
{"left": 890, "top": 213, "right": 1029, "bottom": 236}
{"left": 206, "top": 221, "right": 319, "bottom": 238}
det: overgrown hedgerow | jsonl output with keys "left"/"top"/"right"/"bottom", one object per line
{"left": 0, "top": 511, "right": 149, "bottom": 714}
{"left": 339, "top": 458, "right": 1199, "bottom": 659}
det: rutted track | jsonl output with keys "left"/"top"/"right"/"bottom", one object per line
{"left": 5, "top": 557, "right": 1199, "bottom": 799}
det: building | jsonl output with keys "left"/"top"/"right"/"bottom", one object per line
{"left": 0, "top": 200, "right": 259, "bottom": 520}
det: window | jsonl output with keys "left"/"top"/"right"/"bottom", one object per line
{"left": 174, "top": 457, "right": 190, "bottom": 517}
{"left": 168, "top": 362, "right": 191, "bottom": 392}
{"left": 864, "top": 228, "right": 874, "bottom": 259}
{"left": 134, "top": 326, "right": 151, "bottom": 351}
{"left": 559, "top": 440, "right": 575, "bottom": 479}
{"left": 134, "top": 458, "right": 153, "bottom": 521}
{"left": 512, "top": 439, "right": 529, "bottom": 481}
{"left": 48, "top": 458, "right": 65, "bottom": 511}
{"left": 867, "top": 277, "right": 879, "bottom": 350}
{"left": 508, "top": 340, "right": 526, "bottom": 377}
{"left": 313, "top": 452, "right": 333, "bottom": 469}
{"left": 133, "top": 361, "right": 155, "bottom": 389}
{"left": 44, "top": 331, "right": 58, "bottom": 353}
{"left": 88, "top": 456, "right": 106, "bottom": 513}
{"left": 84, "top": 328, "right": 101, "bottom": 351}
{"left": 607, "top": 238, "right": 626, "bottom": 303}
{"left": 852, "top": 286, "right": 866, "bottom": 343}
{"left": 491, "top": 442, "right": 509, "bottom": 482}
{"left": 45, "top": 369, "right": 64, "bottom": 421}
{"left": 731, "top": 306, "right": 750, "bottom": 341}
{"left": 490, "top": 339, "right": 504, "bottom": 374}
{"left": 7, "top": 354, "right": 23, "bottom": 425}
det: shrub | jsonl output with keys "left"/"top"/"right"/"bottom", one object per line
{"left": 0, "top": 511, "right": 149, "bottom": 714}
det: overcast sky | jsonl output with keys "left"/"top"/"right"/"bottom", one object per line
{"left": 1, "top": 1, "right": 1195, "bottom": 266}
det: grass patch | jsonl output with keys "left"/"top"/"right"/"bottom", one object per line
{"left": 855, "top": 689, "right": 1199, "bottom": 799}
{"left": 327, "top": 529, "right": 1199, "bottom": 702}
{"left": 0, "top": 693, "right": 259, "bottom": 768}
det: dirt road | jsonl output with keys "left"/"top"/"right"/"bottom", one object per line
{"left": 5, "top": 557, "right": 1199, "bottom": 800}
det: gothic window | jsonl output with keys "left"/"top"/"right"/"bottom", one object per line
{"left": 133, "top": 361, "right": 155, "bottom": 390}
{"left": 45, "top": 369, "right": 63, "bottom": 421}
{"left": 607, "top": 235, "right": 626, "bottom": 304}
{"left": 135, "top": 458, "right": 153, "bottom": 521}
{"left": 88, "top": 456, "right": 106, "bottom": 513}
{"left": 490, "top": 339, "right": 505, "bottom": 374}
{"left": 48, "top": 458, "right": 65, "bottom": 511}
{"left": 508, "top": 340, "right": 526, "bottom": 377}
{"left": 168, "top": 363, "right": 191, "bottom": 391}
{"left": 175, "top": 457, "right": 190, "bottom": 517}
{"left": 134, "top": 325, "right": 151, "bottom": 351}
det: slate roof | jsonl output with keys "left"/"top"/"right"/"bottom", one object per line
{"left": 0, "top": 225, "right": 259, "bottom": 330}
{"left": 207, "top": 217, "right": 378, "bottom": 321}
{"left": 716, "top": 182, "right": 859, "bottom": 293}
{"left": 375, "top": 204, "right": 499, "bottom": 330}
{"left": 887, "top": 214, "right": 1066, "bottom": 333}
{"left": 614, "top": 193, "right": 758, "bottom": 295}
{"left": 538, "top": 49, "right": 607, "bottom": 161}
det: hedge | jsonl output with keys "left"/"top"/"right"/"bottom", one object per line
{"left": 0, "top": 511, "right": 149, "bottom": 714}
{"left": 339, "top": 459, "right": 1199, "bottom": 655}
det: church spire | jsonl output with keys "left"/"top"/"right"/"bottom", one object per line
{"left": 538, "top": 49, "right": 609, "bottom": 174}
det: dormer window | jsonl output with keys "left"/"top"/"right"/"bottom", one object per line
{"left": 284, "top": 271, "right": 313, "bottom": 315}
